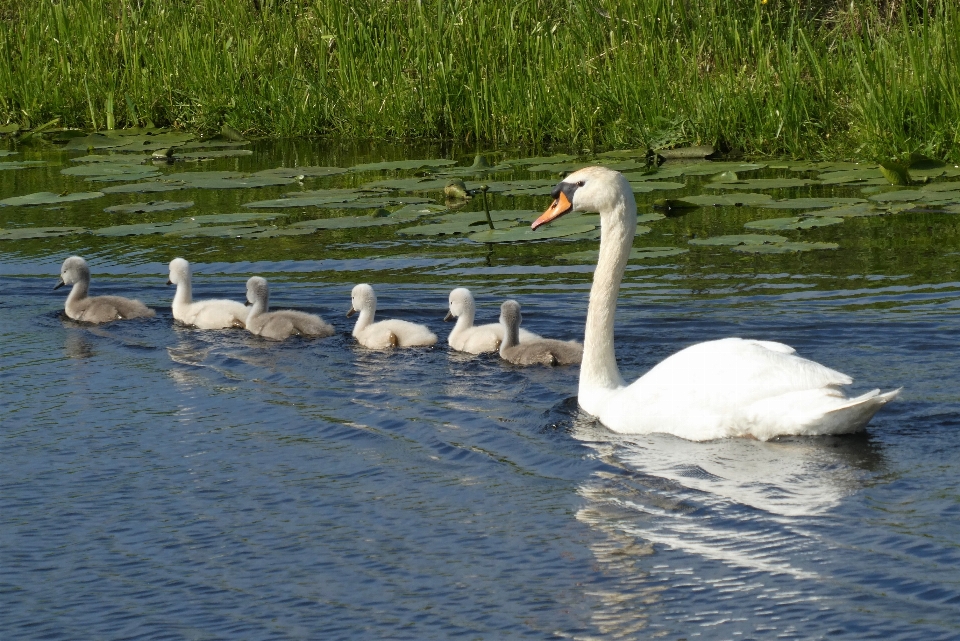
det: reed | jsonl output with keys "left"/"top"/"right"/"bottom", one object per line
{"left": 0, "top": 0, "right": 957, "bottom": 160}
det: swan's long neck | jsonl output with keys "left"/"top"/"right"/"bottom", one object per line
{"left": 172, "top": 275, "right": 193, "bottom": 312}
{"left": 579, "top": 193, "right": 635, "bottom": 402}
{"left": 353, "top": 304, "right": 376, "bottom": 333}
{"left": 65, "top": 278, "right": 89, "bottom": 316}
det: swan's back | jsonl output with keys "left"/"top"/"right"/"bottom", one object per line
{"left": 182, "top": 299, "right": 248, "bottom": 329}
{"left": 597, "top": 337, "right": 895, "bottom": 440}
{"left": 357, "top": 319, "right": 437, "bottom": 349}
{"left": 71, "top": 295, "right": 155, "bottom": 323}
{"left": 501, "top": 338, "right": 583, "bottom": 366}
{"left": 248, "top": 310, "right": 334, "bottom": 341}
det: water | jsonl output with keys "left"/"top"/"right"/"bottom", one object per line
{"left": 2, "top": 140, "right": 960, "bottom": 639}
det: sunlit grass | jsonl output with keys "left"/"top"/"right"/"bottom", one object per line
{"left": 0, "top": 0, "right": 958, "bottom": 160}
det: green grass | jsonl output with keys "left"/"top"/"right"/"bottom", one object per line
{"left": 1, "top": 0, "right": 958, "bottom": 160}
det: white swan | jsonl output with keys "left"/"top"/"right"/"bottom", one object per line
{"left": 244, "top": 276, "right": 335, "bottom": 341}
{"left": 348, "top": 283, "right": 437, "bottom": 349}
{"left": 498, "top": 300, "right": 583, "bottom": 366}
{"left": 55, "top": 256, "right": 155, "bottom": 323}
{"left": 168, "top": 257, "right": 248, "bottom": 329}
{"left": 532, "top": 166, "right": 899, "bottom": 441}
{"left": 445, "top": 287, "right": 540, "bottom": 354}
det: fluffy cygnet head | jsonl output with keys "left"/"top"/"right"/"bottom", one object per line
{"left": 246, "top": 276, "right": 269, "bottom": 309}
{"left": 445, "top": 287, "right": 475, "bottom": 322}
{"left": 167, "top": 257, "right": 191, "bottom": 286}
{"left": 499, "top": 299, "right": 522, "bottom": 330}
{"left": 55, "top": 255, "right": 90, "bottom": 290}
{"left": 347, "top": 283, "right": 376, "bottom": 317}
{"left": 532, "top": 165, "right": 633, "bottom": 230}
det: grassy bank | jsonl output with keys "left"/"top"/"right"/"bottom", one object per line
{"left": 1, "top": 0, "right": 958, "bottom": 160}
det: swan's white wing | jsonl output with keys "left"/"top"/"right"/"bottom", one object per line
{"left": 598, "top": 338, "right": 857, "bottom": 440}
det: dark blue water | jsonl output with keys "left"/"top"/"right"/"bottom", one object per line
{"left": 3, "top": 256, "right": 958, "bottom": 640}
{"left": 2, "top": 143, "right": 960, "bottom": 639}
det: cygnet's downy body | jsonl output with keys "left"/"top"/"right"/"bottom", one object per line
{"left": 55, "top": 256, "right": 155, "bottom": 324}
{"left": 445, "top": 287, "right": 540, "bottom": 354}
{"left": 168, "top": 258, "right": 248, "bottom": 329}
{"left": 348, "top": 283, "right": 438, "bottom": 349}
{"left": 244, "top": 276, "right": 334, "bottom": 341}
{"left": 498, "top": 299, "right": 583, "bottom": 366}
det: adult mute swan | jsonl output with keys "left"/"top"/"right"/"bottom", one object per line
{"left": 168, "top": 258, "right": 248, "bottom": 329}
{"left": 55, "top": 256, "right": 155, "bottom": 323}
{"left": 532, "top": 166, "right": 899, "bottom": 441}
{"left": 244, "top": 276, "right": 334, "bottom": 341}
{"left": 445, "top": 287, "right": 540, "bottom": 354}
{"left": 348, "top": 283, "right": 437, "bottom": 349}
{"left": 498, "top": 300, "right": 583, "bottom": 366}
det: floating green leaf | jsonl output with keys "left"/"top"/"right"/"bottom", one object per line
{"left": 349, "top": 158, "right": 456, "bottom": 172}
{"left": 63, "top": 130, "right": 195, "bottom": 151}
{"left": 921, "top": 180, "right": 960, "bottom": 193}
{"left": 166, "top": 224, "right": 260, "bottom": 237}
{"left": 172, "top": 149, "right": 254, "bottom": 160}
{"left": 680, "top": 193, "right": 775, "bottom": 207}
{"left": 179, "top": 212, "right": 280, "bottom": 224}
{"left": 816, "top": 168, "right": 885, "bottom": 184}
{"left": 744, "top": 216, "right": 844, "bottom": 231}
{"left": 255, "top": 166, "right": 348, "bottom": 178}
{"left": 0, "top": 191, "right": 104, "bottom": 206}
{"left": 290, "top": 216, "right": 401, "bottom": 230}
{"left": 868, "top": 189, "right": 923, "bottom": 202}
{"left": 879, "top": 162, "right": 912, "bottom": 186}
{"left": 94, "top": 221, "right": 200, "bottom": 236}
{"left": 0, "top": 160, "right": 46, "bottom": 170}
{"left": 500, "top": 154, "right": 578, "bottom": 167}
{"left": 467, "top": 222, "right": 596, "bottom": 243}
{"left": 689, "top": 234, "right": 788, "bottom": 246}
{"left": 762, "top": 197, "right": 867, "bottom": 209}
{"left": 244, "top": 194, "right": 361, "bottom": 208}
{"left": 629, "top": 181, "right": 685, "bottom": 193}
{"left": 0, "top": 226, "right": 87, "bottom": 240}
{"left": 704, "top": 178, "right": 813, "bottom": 190}
{"left": 637, "top": 213, "right": 666, "bottom": 223}
{"left": 102, "top": 181, "right": 185, "bottom": 194}
{"left": 811, "top": 203, "right": 882, "bottom": 217}
{"left": 104, "top": 200, "right": 194, "bottom": 214}
{"left": 559, "top": 246, "right": 688, "bottom": 262}
{"left": 656, "top": 145, "right": 715, "bottom": 160}
{"left": 731, "top": 241, "right": 839, "bottom": 254}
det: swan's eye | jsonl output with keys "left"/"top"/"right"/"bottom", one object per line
{"left": 576, "top": 180, "right": 585, "bottom": 187}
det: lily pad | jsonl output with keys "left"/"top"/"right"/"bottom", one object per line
{"left": 656, "top": 145, "right": 715, "bottom": 160}
{"left": 94, "top": 221, "right": 200, "bottom": 236}
{"left": 637, "top": 213, "right": 667, "bottom": 223}
{"left": 680, "top": 193, "right": 775, "bottom": 207}
{"left": 744, "top": 216, "right": 844, "bottom": 231}
{"left": 667, "top": 162, "right": 766, "bottom": 176}
{"left": 0, "top": 226, "right": 87, "bottom": 240}
{"left": 172, "top": 149, "right": 254, "bottom": 160}
{"left": 0, "top": 191, "right": 104, "bottom": 206}
{"left": 0, "top": 150, "right": 17, "bottom": 157}
{"left": 762, "top": 197, "right": 867, "bottom": 209}
{"left": 0, "top": 160, "right": 46, "bottom": 171}
{"left": 731, "top": 241, "right": 839, "bottom": 254}
{"left": 63, "top": 130, "right": 195, "bottom": 151}
{"left": 879, "top": 162, "right": 912, "bottom": 186}
{"left": 629, "top": 181, "right": 685, "bottom": 193}
{"left": 389, "top": 203, "right": 448, "bottom": 221}
{"left": 689, "top": 234, "right": 788, "bottom": 247}
{"left": 704, "top": 178, "right": 813, "bottom": 190}
{"left": 559, "top": 246, "right": 688, "bottom": 262}
{"left": 868, "top": 190, "right": 923, "bottom": 203}
{"left": 101, "top": 181, "right": 186, "bottom": 194}
{"left": 921, "top": 181, "right": 960, "bottom": 193}
{"left": 244, "top": 194, "right": 362, "bottom": 208}
{"left": 179, "top": 213, "right": 280, "bottom": 224}
{"left": 290, "top": 216, "right": 401, "bottom": 230}
{"left": 363, "top": 177, "right": 453, "bottom": 191}
{"left": 500, "top": 154, "right": 579, "bottom": 167}
{"left": 166, "top": 224, "right": 260, "bottom": 237}
{"left": 349, "top": 159, "right": 456, "bottom": 172}
{"left": 171, "top": 171, "right": 297, "bottom": 189}
{"left": 817, "top": 168, "right": 885, "bottom": 184}
{"left": 812, "top": 203, "right": 882, "bottom": 217}
{"left": 467, "top": 222, "right": 596, "bottom": 243}
{"left": 62, "top": 163, "right": 160, "bottom": 181}
{"left": 104, "top": 200, "right": 194, "bottom": 214}
{"left": 255, "top": 166, "right": 348, "bottom": 179}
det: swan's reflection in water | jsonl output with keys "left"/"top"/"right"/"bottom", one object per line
{"left": 566, "top": 411, "right": 887, "bottom": 635}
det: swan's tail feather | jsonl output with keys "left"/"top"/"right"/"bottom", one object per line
{"left": 742, "top": 387, "right": 900, "bottom": 440}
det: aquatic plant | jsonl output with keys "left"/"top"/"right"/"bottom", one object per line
{"left": 0, "top": 0, "right": 958, "bottom": 160}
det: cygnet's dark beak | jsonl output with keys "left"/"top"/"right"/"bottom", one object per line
{"left": 444, "top": 311, "right": 453, "bottom": 322}
{"left": 244, "top": 300, "right": 252, "bottom": 306}
{"left": 166, "top": 279, "right": 173, "bottom": 285}
{"left": 346, "top": 307, "right": 356, "bottom": 318}
{"left": 53, "top": 278, "right": 65, "bottom": 290}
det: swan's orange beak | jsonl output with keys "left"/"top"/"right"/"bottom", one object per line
{"left": 532, "top": 191, "right": 572, "bottom": 230}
